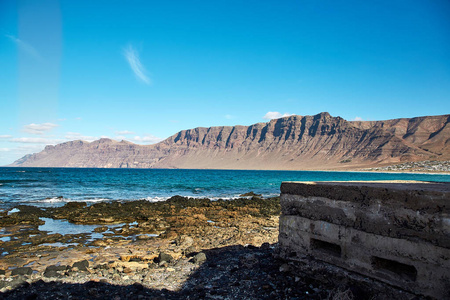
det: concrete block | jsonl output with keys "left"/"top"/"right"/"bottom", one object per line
{"left": 279, "top": 181, "right": 450, "bottom": 299}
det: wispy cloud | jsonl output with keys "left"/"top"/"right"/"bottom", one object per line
{"left": 65, "top": 132, "right": 98, "bottom": 142}
{"left": 23, "top": 123, "right": 59, "bottom": 135}
{"left": 225, "top": 114, "right": 235, "bottom": 120}
{"left": 131, "top": 135, "right": 162, "bottom": 144}
{"left": 123, "top": 44, "right": 151, "bottom": 84}
{"left": 5, "top": 34, "right": 40, "bottom": 59}
{"left": 0, "top": 135, "right": 12, "bottom": 139}
{"left": 11, "top": 137, "right": 63, "bottom": 144}
{"left": 263, "top": 111, "right": 294, "bottom": 120}
{"left": 352, "top": 116, "right": 363, "bottom": 121}
{"left": 115, "top": 130, "right": 135, "bottom": 135}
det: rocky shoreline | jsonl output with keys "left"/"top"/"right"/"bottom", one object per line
{"left": 0, "top": 196, "right": 423, "bottom": 299}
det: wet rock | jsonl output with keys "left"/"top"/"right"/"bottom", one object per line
{"left": 11, "top": 267, "right": 33, "bottom": 276}
{"left": 93, "top": 225, "right": 108, "bottom": 233}
{"left": 240, "top": 192, "right": 262, "bottom": 198}
{"left": 62, "top": 201, "right": 87, "bottom": 209}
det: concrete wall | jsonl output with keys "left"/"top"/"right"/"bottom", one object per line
{"left": 279, "top": 181, "right": 450, "bottom": 299}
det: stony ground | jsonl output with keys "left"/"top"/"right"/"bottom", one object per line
{"left": 0, "top": 195, "right": 423, "bottom": 300}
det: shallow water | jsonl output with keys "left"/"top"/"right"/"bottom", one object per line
{"left": 38, "top": 218, "right": 102, "bottom": 236}
{"left": 36, "top": 218, "right": 154, "bottom": 242}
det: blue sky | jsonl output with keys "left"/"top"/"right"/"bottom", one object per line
{"left": 1, "top": 0, "right": 449, "bottom": 165}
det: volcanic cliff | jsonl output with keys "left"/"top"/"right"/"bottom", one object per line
{"left": 9, "top": 112, "right": 450, "bottom": 170}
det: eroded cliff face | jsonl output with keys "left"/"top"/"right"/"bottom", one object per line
{"left": 351, "top": 114, "right": 450, "bottom": 156}
{"left": 9, "top": 112, "right": 450, "bottom": 170}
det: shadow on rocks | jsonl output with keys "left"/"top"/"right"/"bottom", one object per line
{"left": 0, "top": 243, "right": 398, "bottom": 300}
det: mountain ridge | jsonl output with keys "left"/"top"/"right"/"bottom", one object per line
{"left": 9, "top": 112, "right": 450, "bottom": 170}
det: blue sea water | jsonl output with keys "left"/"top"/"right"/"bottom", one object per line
{"left": 0, "top": 167, "right": 449, "bottom": 210}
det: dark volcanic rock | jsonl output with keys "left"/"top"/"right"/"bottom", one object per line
{"left": 11, "top": 267, "right": 33, "bottom": 276}
{"left": 44, "top": 265, "right": 68, "bottom": 278}
{"left": 72, "top": 260, "right": 89, "bottom": 271}
{"left": 155, "top": 253, "right": 173, "bottom": 264}
{"left": 0, "top": 206, "right": 47, "bottom": 226}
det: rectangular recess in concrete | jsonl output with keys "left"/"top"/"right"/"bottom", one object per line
{"left": 371, "top": 256, "right": 417, "bottom": 282}
{"left": 279, "top": 181, "right": 450, "bottom": 299}
{"left": 311, "top": 238, "right": 341, "bottom": 258}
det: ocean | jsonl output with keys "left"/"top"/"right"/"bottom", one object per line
{"left": 0, "top": 167, "right": 449, "bottom": 210}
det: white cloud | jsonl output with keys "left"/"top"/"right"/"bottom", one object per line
{"left": 225, "top": 114, "right": 235, "bottom": 120}
{"left": 5, "top": 34, "right": 40, "bottom": 59}
{"left": 0, "top": 148, "right": 11, "bottom": 152}
{"left": 65, "top": 132, "right": 97, "bottom": 142}
{"left": 11, "top": 137, "right": 62, "bottom": 144}
{"left": 263, "top": 111, "right": 294, "bottom": 120}
{"left": 0, "top": 135, "right": 12, "bottom": 139}
{"left": 123, "top": 44, "right": 151, "bottom": 84}
{"left": 353, "top": 116, "right": 363, "bottom": 121}
{"left": 23, "top": 123, "right": 58, "bottom": 135}
{"left": 115, "top": 130, "right": 135, "bottom": 135}
{"left": 131, "top": 135, "right": 162, "bottom": 144}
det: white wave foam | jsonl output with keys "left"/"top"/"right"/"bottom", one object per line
{"left": 83, "top": 198, "right": 111, "bottom": 202}
{"left": 7, "top": 208, "right": 20, "bottom": 215}
{"left": 39, "top": 197, "right": 111, "bottom": 203}
{"left": 40, "top": 197, "right": 69, "bottom": 203}
{"left": 142, "top": 196, "right": 170, "bottom": 202}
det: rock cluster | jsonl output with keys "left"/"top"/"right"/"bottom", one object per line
{"left": 0, "top": 196, "right": 424, "bottom": 299}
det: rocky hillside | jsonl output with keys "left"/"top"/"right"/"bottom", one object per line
{"left": 9, "top": 112, "right": 450, "bottom": 170}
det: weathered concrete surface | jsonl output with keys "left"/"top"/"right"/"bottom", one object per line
{"left": 279, "top": 181, "right": 450, "bottom": 299}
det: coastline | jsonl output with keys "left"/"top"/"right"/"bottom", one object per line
{"left": 3, "top": 164, "right": 450, "bottom": 175}
{"left": 0, "top": 196, "right": 280, "bottom": 294}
